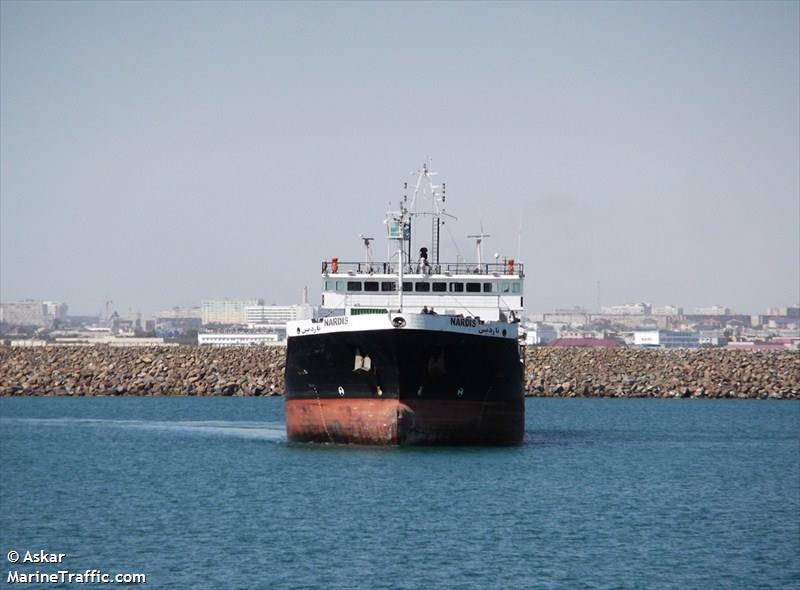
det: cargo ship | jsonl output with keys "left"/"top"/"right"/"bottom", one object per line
{"left": 284, "top": 162, "right": 525, "bottom": 445}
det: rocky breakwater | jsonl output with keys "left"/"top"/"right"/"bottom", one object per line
{"left": 0, "top": 345, "right": 797, "bottom": 399}
{"left": 0, "top": 346, "right": 286, "bottom": 396}
{"left": 525, "top": 347, "right": 799, "bottom": 399}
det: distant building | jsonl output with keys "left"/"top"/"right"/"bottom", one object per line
{"left": 201, "top": 299, "right": 261, "bottom": 325}
{"left": 698, "top": 334, "right": 728, "bottom": 347}
{"left": 601, "top": 302, "right": 652, "bottom": 316}
{"left": 43, "top": 301, "right": 69, "bottom": 322}
{"left": 198, "top": 332, "right": 281, "bottom": 347}
{"left": 766, "top": 306, "right": 799, "bottom": 318}
{"left": 523, "top": 323, "right": 557, "bottom": 345}
{"left": 155, "top": 306, "right": 201, "bottom": 320}
{"left": 633, "top": 331, "right": 660, "bottom": 347}
{"left": 154, "top": 306, "right": 202, "bottom": 336}
{"left": 0, "top": 300, "right": 68, "bottom": 328}
{"left": 693, "top": 305, "right": 731, "bottom": 316}
{"left": 653, "top": 305, "right": 683, "bottom": 316}
{"left": 558, "top": 328, "right": 610, "bottom": 340}
{"left": 542, "top": 307, "right": 590, "bottom": 327}
{"left": 590, "top": 313, "right": 668, "bottom": 330}
{"left": 45, "top": 334, "right": 172, "bottom": 347}
{"left": 634, "top": 330, "right": 699, "bottom": 348}
{"left": 155, "top": 317, "right": 201, "bottom": 337}
{"left": 244, "top": 304, "right": 314, "bottom": 328}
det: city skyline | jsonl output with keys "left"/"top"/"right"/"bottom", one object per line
{"left": 2, "top": 293, "right": 797, "bottom": 321}
{"left": 2, "top": 2, "right": 798, "bottom": 315}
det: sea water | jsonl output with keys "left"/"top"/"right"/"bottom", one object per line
{"left": 1, "top": 397, "right": 798, "bottom": 589}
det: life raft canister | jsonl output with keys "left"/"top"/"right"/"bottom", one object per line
{"left": 506, "top": 258, "right": 514, "bottom": 274}
{"left": 331, "top": 257, "right": 339, "bottom": 273}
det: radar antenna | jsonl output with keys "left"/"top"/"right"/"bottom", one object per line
{"left": 359, "top": 234, "right": 375, "bottom": 268}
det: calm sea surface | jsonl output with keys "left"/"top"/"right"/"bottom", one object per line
{"left": 1, "top": 398, "right": 798, "bottom": 589}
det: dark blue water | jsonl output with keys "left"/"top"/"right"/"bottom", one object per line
{"left": 1, "top": 398, "right": 798, "bottom": 589}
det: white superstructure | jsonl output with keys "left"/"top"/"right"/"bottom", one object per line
{"left": 320, "top": 264, "right": 523, "bottom": 322}
{"left": 313, "top": 160, "right": 524, "bottom": 324}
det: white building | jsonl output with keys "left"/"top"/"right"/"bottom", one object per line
{"left": 0, "top": 300, "right": 68, "bottom": 328}
{"left": 653, "top": 305, "right": 683, "bottom": 316}
{"left": 198, "top": 332, "right": 281, "bottom": 347}
{"left": 244, "top": 304, "right": 314, "bottom": 328}
{"left": 601, "top": 302, "right": 652, "bottom": 316}
{"left": 634, "top": 330, "right": 699, "bottom": 348}
{"left": 201, "top": 299, "right": 261, "bottom": 325}
{"left": 693, "top": 305, "right": 731, "bottom": 316}
{"left": 634, "top": 331, "right": 660, "bottom": 347}
{"left": 523, "top": 323, "right": 557, "bottom": 345}
{"left": 155, "top": 306, "right": 202, "bottom": 320}
{"left": 698, "top": 333, "right": 728, "bottom": 347}
{"left": 539, "top": 307, "right": 590, "bottom": 327}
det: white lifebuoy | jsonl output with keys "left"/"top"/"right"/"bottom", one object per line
{"left": 338, "top": 386, "right": 345, "bottom": 396}
{"left": 457, "top": 387, "right": 464, "bottom": 397}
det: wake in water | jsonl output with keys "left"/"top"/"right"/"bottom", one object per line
{"left": 0, "top": 417, "right": 287, "bottom": 442}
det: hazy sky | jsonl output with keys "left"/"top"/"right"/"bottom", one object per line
{"left": 1, "top": 1, "right": 798, "bottom": 316}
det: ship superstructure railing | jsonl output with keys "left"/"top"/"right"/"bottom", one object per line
{"left": 321, "top": 260, "right": 524, "bottom": 277}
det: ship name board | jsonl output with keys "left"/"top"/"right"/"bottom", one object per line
{"left": 450, "top": 317, "right": 478, "bottom": 328}
{"left": 324, "top": 317, "right": 349, "bottom": 327}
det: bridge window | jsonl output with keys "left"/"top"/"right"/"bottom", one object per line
{"left": 466, "top": 282, "right": 481, "bottom": 293}
{"left": 402, "top": 282, "right": 412, "bottom": 292}
{"left": 512, "top": 282, "right": 521, "bottom": 294}
{"left": 449, "top": 282, "right": 464, "bottom": 293}
{"left": 500, "top": 281, "right": 512, "bottom": 293}
{"left": 432, "top": 282, "right": 447, "bottom": 292}
{"left": 336, "top": 280, "right": 345, "bottom": 291}
{"left": 347, "top": 281, "right": 362, "bottom": 292}
{"left": 483, "top": 282, "right": 493, "bottom": 293}
{"left": 415, "top": 282, "right": 430, "bottom": 292}
{"left": 381, "top": 281, "right": 396, "bottom": 292}
{"left": 364, "top": 281, "right": 379, "bottom": 292}
{"left": 325, "top": 280, "right": 333, "bottom": 290}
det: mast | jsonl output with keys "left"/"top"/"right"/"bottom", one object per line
{"left": 407, "top": 159, "right": 454, "bottom": 267}
{"left": 386, "top": 205, "right": 407, "bottom": 312}
{"left": 403, "top": 182, "right": 410, "bottom": 265}
{"left": 398, "top": 240, "right": 404, "bottom": 311}
{"left": 468, "top": 223, "right": 491, "bottom": 267}
{"left": 435, "top": 182, "right": 446, "bottom": 265}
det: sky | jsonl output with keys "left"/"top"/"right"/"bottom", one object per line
{"left": 1, "top": 1, "right": 798, "bottom": 316}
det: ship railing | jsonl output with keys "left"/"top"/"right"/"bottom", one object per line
{"left": 321, "top": 261, "right": 524, "bottom": 277}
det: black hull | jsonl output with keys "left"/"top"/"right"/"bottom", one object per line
{"left": 284, "top": 329, "right": 525, "bottom": 445}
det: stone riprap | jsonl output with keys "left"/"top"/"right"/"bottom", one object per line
{"left": 0, "top": 346, "right": 286, "bottom": 397}
{"left": 0, "top": 345, "right": 797, "bottom": 399}
{"left": 525, "top": 347, "right": 798, "bottom": 399}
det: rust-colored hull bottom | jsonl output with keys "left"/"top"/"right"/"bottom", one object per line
{"left": 285, "top": 398, "right": 524, "bottom": 446}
